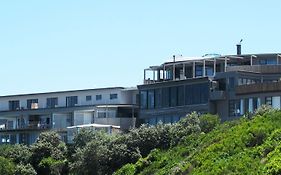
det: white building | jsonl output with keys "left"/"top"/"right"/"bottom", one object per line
{"left": 0, "top": 87, "right": 138, "bottom": 144}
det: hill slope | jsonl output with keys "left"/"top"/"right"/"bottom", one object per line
{"left": 115, "top": 108, "right": 281, "bottom": 175}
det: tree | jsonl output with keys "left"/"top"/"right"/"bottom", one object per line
{"left": 30, "top": 131, "right": 67, "bottom": 175}
{"left": 0, "top": 156, "right": 15, "bottom": 175}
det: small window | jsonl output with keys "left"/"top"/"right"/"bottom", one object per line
{"left": 110, "top": 93, "right": 118, "bottom": 100}
{"left": 96, "top": 95, "right": 102, "bottom": 100}
{"left": 86, "top": 95, "right": 92, "bottom": 101}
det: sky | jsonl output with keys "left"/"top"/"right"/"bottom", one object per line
{"left": 0, "top": 0, "right": 281, "bottom": 95}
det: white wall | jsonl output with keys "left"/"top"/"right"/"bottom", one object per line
{"left": 0, "top": 88, "right": 137, "bottom": 111}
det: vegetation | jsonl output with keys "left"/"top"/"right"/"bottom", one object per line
{"left": 3, "top": 106, "right": 281, "bottom": 174}
{"left": 115, "top": 106, "right": 281, "bottom": 175}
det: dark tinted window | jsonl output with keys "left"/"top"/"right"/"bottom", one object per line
{"left": 170, "top": 86, "right": 177, "bottom": 107}
{"left": 147, "top": 90, "right": 155, "bottom": 109}
{"left": 96, "top": 95, "right": 102, "bottom": 100}
{"left": 66, "top": 96, "right": 78, "bottom": 107}
{"left": 162, "top": 87, "right": 170, "bottom": 107}
{"left": 155, "top": 88, "right": 162, "bottom": 108}
{"left": 86, "top": 95, "right": 92, "bottom": 101}
{"left": 47, "top": 98, "right": 58, "bottom": 108}
{"left": 140, "top": 91, "right": 147, "bottom": 109}
{"left": 9, "top": 100, "right": 20, "bottom": 111}
{"left": 110, "top": 94, "right": 118, "bottom": 99}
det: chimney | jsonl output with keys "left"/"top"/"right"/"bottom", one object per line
{"left": 173, "top": 55, "right": 176, "bottom": 62}
{"left": 236, "top": 39, "right": 243, "bottom": 55}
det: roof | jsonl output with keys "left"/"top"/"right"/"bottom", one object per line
{"left": 0, "top": 87, "right": 126, "bottom": 98}
{"left": 67, "top": 123, "right": 121, "bottom": 129}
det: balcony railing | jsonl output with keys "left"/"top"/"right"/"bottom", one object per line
{"left": 226, "top": 64, "right": 281, "bottom": 74}
{"left": 236, "top": 81, "right": 281, "bottom": 95}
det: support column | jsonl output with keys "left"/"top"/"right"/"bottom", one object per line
{"left": 203, "top": 60, "right": 206, "bottom": 77}
{"left": 144, "top": 70, "right": 146, "bottom": 82}
{"left": 213, "top": 59, "right": 216, "bottom": 76}
{"left": 224, "top": 57, "right": 227, "bottom": 72}
{"left": 277, "top": 54, "right": 280, "bottom": 65}
{"left": 163, "top": 65, "right": 166, "bottom": 80}
{"left": 250, "top": 56, "right": 253, "bottom": 66}
{"left": 193, "top": 62, "right": 195, "bottom": 78}
{"left": 183, "top": 63, "right": 185, "bottom": 79}
{"left": 153, "top": 71, "right": 155, "bottom": 81}
{"left": 173, "top": 64, "right": 176, "bottom": 80}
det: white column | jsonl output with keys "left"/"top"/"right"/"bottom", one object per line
{"left": 250, "top": 56, "right": 253, "bottom": 66}
{"left": 173, "top": 64, "right": 176, "bottom": 80}
{"left": 183, "top": 63, "right": 185, "bottom": 79}
{"left": 213, "top": 59, "right": 216, "bottom": 76}
{"left": 249, "top": 98, "right": 253, "bottom": 113}
{"left": 203, "top": 60, "right": 206, "bottom": 77}
{"left": 240, "top": 99, "right": 244, "bottom": 115}
{"left": 224, "top": 57, "right": 227, "bottom": 72}
{"left": 193, "top": 62, "right": 195, "bottom": 78}
{"left": 163, "top": 65, "right": 166, "bottom": 80}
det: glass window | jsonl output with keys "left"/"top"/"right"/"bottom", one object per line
{"left": 155, "top": 89, "right": 162, "bottom": 108}
{"left": 9, "top": 100, "right": 20, "bottom": 111}
{"left": 272, "top": 96, "right": 280, "bottom": 109}
{"left": 27, "top": 99, "right": 39, "bottom": 109}
{"left": 147, "top": 90, "right": 155, "bottom": 109}
{"left": 229, "top": 100, "right": 241, "bottom": 117}
{"left": 162, "top": 87, "right": 170, "bottom": 107}
{"left": 195, "top": 65, "right": 203, "bottom": 77}
{"left": 206, "top": 66, "right": 214, "bottom": 76}
{"left": 66, "top": 96, "right": 78, "bottom": 107}
{"left": 177, "top": 86, "right": 185, "bottom": 106}
{"left": 46, "top": 97, "right": 58, "bottom": 108}
{"left": 110, "top": 93, "right": 118, "bottom": 100}
{"left": 86, "top": 95, "right": 92, "bottom": 101}
{"left": 170, "top": 86, "right": 177, "bottom": 107}
{"left": 140, "top": 91, "right": 148, "bottom": 109}
{"left": 96, "top": 95, "right": 102, "bottom": 100}
{"left": 265, "top": 97, "right": 272, "bottom": 106}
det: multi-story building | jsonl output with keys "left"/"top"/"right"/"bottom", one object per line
{"left": 0, "top": 87, "right": 138, "bottom": 144}
{"left": 138, "top": 45, "right": 281, "bottom": 124}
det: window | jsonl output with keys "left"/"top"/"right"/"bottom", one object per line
{"left": 229, "top": 100, "right": 241, "bottom": 117}
{"left": 195, "top": 65, "right": 203, "bottom": 77}
{"left": 66, "top": 96, "right": 78, "bottom": 107}
{"left": 140, "top": 91, "right": 147, "bottom": 109}
{"left": 155, "top": 88, "right": 162, "bottom": 108}
{"left": 9, "top": 100, "right": 20, "bottom": 111}
{"left": 27, "top": 99, "right": 38, "bottom": 109}
{"left": 147, "top": 90, "right": 155, "bottom": 109}
{"left": 265, "top": 97, "right": 272, "bottom": 106}
{"left": 96, "top": 95, "right": 102, "bottom": 100}
{"left": 185, "top": 83, "right": 209, "bottom": 105}
{"left": 110, "top": 93, "right": 118, "bottom": 100}
{"left": 170, "top": 86, "right": 177, "bottom": 107}
{"left": 47, "top": 97, "right": 58, "bottom": 108}
{"left": 86, "top": 95, "right": 92, "bottom": 101}
{"left": 177, "top": 86, "right": 185, "bottom": 106}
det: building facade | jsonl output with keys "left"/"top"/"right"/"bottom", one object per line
{"left": 0, "top": 87, "right": 138, "bottom": 144}
{"left": 138, "top": 51, "right": 281, "bottom": 124}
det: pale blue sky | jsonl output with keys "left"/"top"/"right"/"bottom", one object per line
{"left": 0, "top": 0, "right": 280, "bottom": 95}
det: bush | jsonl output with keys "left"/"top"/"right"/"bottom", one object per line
{"left": 15, "top": 163, "right": 36, "bottom": 175}
{"left": 199, "top": 114, "right": 220, "bottom": 133}
{"left": 0, "top": 156, "right": 15, "bottom": 175}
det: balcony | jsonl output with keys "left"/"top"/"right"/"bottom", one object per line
{"left": 226, "top": 64, "right": 281, "bottom": 74}
{"left": 209, "top": 90, "right": 226, "bottom": 100}
{"left": 236, "top": 81, "right": 281, "bottom": 95}
{"left": 94, "top": 117, "right": 136, "bottom": 130}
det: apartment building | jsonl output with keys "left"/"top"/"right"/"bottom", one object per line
{"left": 0, "top": 87, "right": 138, "bottom": 144}
{"left": 138, "top": 45, "right": 281, "bottom": 124}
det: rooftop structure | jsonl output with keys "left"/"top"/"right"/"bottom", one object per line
{"left": 138, "top": 46, "right": 281, "bottom": 124}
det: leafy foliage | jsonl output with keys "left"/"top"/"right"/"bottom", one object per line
{"left": 115, "top": 107, "right": 281, "bottom": 175}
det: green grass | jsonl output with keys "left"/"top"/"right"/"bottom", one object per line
{"left": 115, "top": 110, "right": 281, "bottom": 175}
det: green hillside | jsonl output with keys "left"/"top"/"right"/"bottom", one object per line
{"left": 115, "top": 107, "right": 281, "bottom": 175}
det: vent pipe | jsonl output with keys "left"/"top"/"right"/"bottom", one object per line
{"left": 236, "top": 39, "right": 243, "bottom": 55}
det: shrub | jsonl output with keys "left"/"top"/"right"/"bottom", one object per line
{"left": 0, "top": 156, "right": 15, "bottom": 175}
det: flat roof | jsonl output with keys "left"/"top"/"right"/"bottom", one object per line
{"left": 0, "top": 87, "right": 126, "bottom": 98}
{"left": 67, "top": 123, "right": 120, "bottom": 129}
